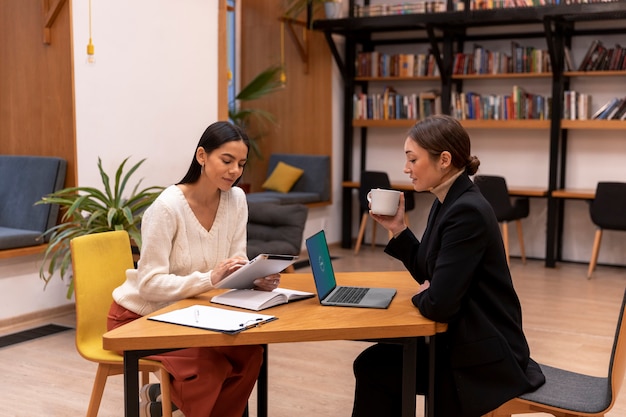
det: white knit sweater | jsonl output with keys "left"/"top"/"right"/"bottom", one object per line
{"left": 112, "top": 185, "right": 248, "bottom": 316}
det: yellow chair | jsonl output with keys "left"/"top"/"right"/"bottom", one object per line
{"left": 483, "top": 287, "right": 626, "bottom": 417}
{"left": 71, "top": 230, "right": 173, "bottom": 417}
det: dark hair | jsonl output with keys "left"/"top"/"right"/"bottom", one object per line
{"left": 178, "top": 121, "right": 250, "bottom": 184}
{"left": 407, "top": 114, "right": 480, "bottom": 175}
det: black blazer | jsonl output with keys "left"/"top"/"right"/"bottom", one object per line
{"left": 385, "top": 173, "right": 545, "bottom": 417}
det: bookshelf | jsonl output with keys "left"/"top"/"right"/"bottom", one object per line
{"left": 313, "top": 1, "right": 626, "bottom": 266}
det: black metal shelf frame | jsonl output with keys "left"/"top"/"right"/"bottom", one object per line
{"left": 311, "top": 0, "right": 626, "bottom": 262}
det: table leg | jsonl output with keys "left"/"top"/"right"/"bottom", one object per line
{"left": 401, "top": 338, "right": 418, "bottom": 417}
{"left": 425, "top": 335, "right": 436, "bottom": 417}
{"left": 123, "top": 349, "right": 180, "bottom": 417}
{"left": 123, "top": 350, "right": 141, "bottom": 417}
{"left": 257, "top": 344, "right": 268, "bottom": 417}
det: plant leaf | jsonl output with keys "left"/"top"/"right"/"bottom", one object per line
{"left": 234, "top": 66, "right": 284, "bottom": 102}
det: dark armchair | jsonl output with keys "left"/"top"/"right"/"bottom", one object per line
{"left": 247, "top": 202, "right": 308, "bottom": 272}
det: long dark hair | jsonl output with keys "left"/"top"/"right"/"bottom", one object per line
{"left": 407, "top": 114, "right": 480, "bottom": 175}
{"left": 178, "top": 121, "right": 250, "bottom": 184}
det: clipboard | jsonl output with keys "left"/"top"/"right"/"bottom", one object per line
{"left": 148, "top": 305, "right": 277, "bottom": 334}
{"left": 215, "top": 254, "right": 298, "bottom": 289}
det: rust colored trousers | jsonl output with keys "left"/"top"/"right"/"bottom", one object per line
{"left": 108, "top": 301, "right": 263, "bottom": 417}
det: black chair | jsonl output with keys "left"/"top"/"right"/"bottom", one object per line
{"left": 354, "top": 171, "right": 415, "bottom": 255}
{"left": 587, "top": 182, "right": 626, "bottom": 278}
{"left": 474, "top": 175, "right": 529, "bottom": 264}
{"left": 486, "top": 287, "right": 626, "bottom": 417}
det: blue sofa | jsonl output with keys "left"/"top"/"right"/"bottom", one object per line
{"left": 245, "top": 153, "right": 331, "bottom": 205}
{"left": 0, "top": 155, "right": 67, "bottom": 250}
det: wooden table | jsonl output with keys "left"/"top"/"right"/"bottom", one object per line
{"left": 103, "top": 271, "right": 446, "bottom": 417}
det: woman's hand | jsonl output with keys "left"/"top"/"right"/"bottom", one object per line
{"left": 253, "top": 273, "right": 281, "bottom": 292}
{"left": 210, "top": 257, "right": 247, "bottom": 284}
{"left": 417, "top": 280, "right": 430, "bottom": 294}
{"left": 371, "top": 192, "right": 407, "bottom": 237}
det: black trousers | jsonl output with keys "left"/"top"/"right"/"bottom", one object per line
{"left": 351, "top": 339, "right": 430, "bottom": 417}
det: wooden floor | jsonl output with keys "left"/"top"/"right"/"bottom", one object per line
{"left": 2, "top": 244, "right": 625, "bottom": 417}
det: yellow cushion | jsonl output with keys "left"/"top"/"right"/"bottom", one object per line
{"left": 262, "top": 161, "right": 304, "bottom": 193}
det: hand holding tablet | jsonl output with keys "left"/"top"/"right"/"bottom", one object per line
{"left": 214, "top": 254, "right": 298, "bottom": 289}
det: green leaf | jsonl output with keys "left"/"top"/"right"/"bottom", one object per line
{"left": 234, "top": 66, "right": 284, "bottom": 102}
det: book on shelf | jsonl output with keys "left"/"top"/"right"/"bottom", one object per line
{"left": 608, "top": 44, "right": 623, "bottom": 70}
{"left": 612, "top": 99, "right": 626, "bottom": 120}
{"left": 211, "top": 288, "right": 315, "bottom": 311}
{"left": 592, "top": 97, "right": 621, "bottom": 120}
{"left": 564, "top": 46, "right": 574, "bottom": 72}
{"left": 419, "top": 90, "right": 441, "bottom": 118}
{"left": 578, "top": 40, "right": 602, "bottom": 71}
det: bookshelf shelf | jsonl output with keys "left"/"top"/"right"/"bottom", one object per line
{"left": 564, "top": 70, "right": 626, "bottom": 77}
{"left": 355, "top": 76, "right": 440, "bottom": 82}
{"left": 452, "top": 72, "right": 552, "bottom": 80}
{"left": 353, "top": 119, "right": 417, "bottom": 128}
{"left": 561, "top": 119, "right": 626, "bottom": 130}
{"left": 313, "top": 1, "right": 626, "bottom": 264}
{"left": 461, "top": 119, "right": 550, "bottom": 129}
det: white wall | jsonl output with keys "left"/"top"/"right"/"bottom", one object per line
{"left": 73, "top": 0, "right": 218, "bottom": 190}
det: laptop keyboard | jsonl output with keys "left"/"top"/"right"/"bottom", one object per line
{"left": 327, "top": 286, "right": 369, "bottom": 304}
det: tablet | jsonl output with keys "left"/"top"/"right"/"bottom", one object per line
{"left": 214, "top": 254, "right": 299, "bottom": 289}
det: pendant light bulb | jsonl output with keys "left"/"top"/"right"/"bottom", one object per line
{"left": 86, "top": 0, "right": 95, "bottom": 65}
{"left": 86, "top": 39, "right": 96, "bottom": 64}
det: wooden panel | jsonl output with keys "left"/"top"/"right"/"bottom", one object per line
{"left": 240, "top": 1, "right": 332, "bottom": 192}
{"left": 0, "top": 0, "right": 76, "bottom": 188}
{"left": 0, "top": 244, "right": 47, "bottom": 260}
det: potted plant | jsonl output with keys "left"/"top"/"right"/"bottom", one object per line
{"left": 36, "top": 156, "right": 164, "bottom": 298}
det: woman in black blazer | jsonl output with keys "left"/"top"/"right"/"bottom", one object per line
{"left": 351, "top": 115, "right": 545, "bottom": 417}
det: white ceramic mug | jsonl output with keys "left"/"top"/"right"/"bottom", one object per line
{"left": 367, "top": 188, "right": 401, "bottom": 216}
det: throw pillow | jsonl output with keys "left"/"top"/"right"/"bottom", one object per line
{"left": 261, "top": 161, "right": 304, "bottom": 193}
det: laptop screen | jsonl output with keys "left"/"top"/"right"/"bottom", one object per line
{"left": 305, "top": 230, "right": 336, "bottom": 300}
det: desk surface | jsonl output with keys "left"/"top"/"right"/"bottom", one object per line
{"left": 103, "top": 271, "right": 446, "bottom": 353}
{"left": 342, "top": 181, "right": 548, "bottom": 197}
{"left": 551, "top": 188, "right": 595, "bottom": 199}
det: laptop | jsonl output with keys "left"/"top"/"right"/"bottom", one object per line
{"left": 305, "top": 230, "right": 397, "bottom": 309}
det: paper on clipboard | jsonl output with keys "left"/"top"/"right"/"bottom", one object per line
{"left": 148, "top": 305, "right": 277, "bottom": 334}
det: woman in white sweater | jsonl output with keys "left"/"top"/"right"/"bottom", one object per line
{"left": 107, "top": 121, "right": 280, "bottom": 417}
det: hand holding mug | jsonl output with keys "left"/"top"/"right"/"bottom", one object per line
{"left": 367, "top": 188, "right": 402, "bottom": 216}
